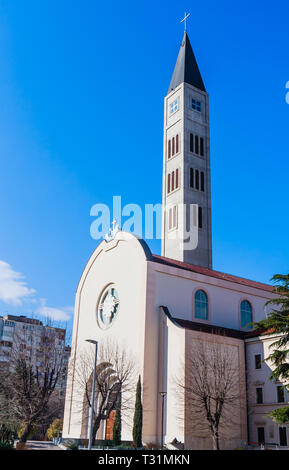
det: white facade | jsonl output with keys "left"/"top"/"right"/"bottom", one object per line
{"left": 63, "top": 231, "right": 282, "bottom": 449}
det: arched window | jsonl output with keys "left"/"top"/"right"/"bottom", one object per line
{"left": 168, "top": 140, "right": 171, "bottom": 159}
{"left": 240, "top": 300, "right": 253, "bottom": 329}
{"left": 172, "top": 137, "right": 175, "bottom": 156}
{"left": 194, "top": 290, "right": 208, "bottom": 320}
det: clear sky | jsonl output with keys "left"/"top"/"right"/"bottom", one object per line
{"left": 0, "top": 0, "right": 288, "bottom": 333}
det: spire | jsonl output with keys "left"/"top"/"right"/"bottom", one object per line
{"left": 168, "top": 31, "right": 206, "bottom": 93}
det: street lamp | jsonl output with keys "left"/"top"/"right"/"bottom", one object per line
{"left": 85, "top": 339, "right": 98, "bottom": 450}
{"left": 159, "top": 392, "right": 167, "bottom": 449}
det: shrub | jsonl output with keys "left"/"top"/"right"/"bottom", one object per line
{"left": 0, "top": 424, "right": 15, "bottom": 444}
{"left": 67, "top": 442, "right": 79, "bottom": 450}
{"left": 47, "top": 419, "right": 63, "bottom": 441}
{"left": 0, "top": 441, "right": 14, "bottom": 450}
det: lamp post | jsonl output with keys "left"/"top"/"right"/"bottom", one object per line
{"left": 159, "top": 392, "right": 167, "bottom": 450}
{"left": 85, "top": 339, "right": 98, "bottom": 450}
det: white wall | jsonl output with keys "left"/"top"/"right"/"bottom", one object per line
{"left": 152, "top": 264, "right": 274, "bottom": 330}
{"left": 63, "top": 232, "right": 148, "bottom": 441}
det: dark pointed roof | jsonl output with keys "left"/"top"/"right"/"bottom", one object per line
{"left": 168, "top": 31, "right": 206, "bottom": 93}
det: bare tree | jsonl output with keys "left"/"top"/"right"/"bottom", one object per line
{"left": 1, "top": 319, "right": 68, "bottom": 442}
{"left": 177, "top": 340, "right": 243, "bottom": 450}
{"left": 72, "top": 340, "right": 136, "bottom": 445}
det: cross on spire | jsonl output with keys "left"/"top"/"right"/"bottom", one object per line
{"left": 180, "top": 12, "right": 190, "bottom": 32}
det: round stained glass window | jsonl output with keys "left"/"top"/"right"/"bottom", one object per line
{"left": 97, "top": 285, "right": 119, "bottom": 329}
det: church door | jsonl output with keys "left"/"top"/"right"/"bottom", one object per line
{"left": 105, "top": 410, "right": 116, "bottom": 440}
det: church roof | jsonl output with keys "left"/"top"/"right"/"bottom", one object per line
{"left": 168, "top": 31, "right": 206, "bottom": 93}
{"left": 152, "top": 255, "right": 274, "bottom": 293}
{"left": 173, "top": 317, "right": 247, "bottom": 340}
{"left": 160, "top": 306, "right": 273, "bottom": 340}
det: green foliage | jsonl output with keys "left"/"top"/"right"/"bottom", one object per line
{"left": 112, "top": 397, "right": 121, "bottom": 446}
{"left": 254, "top": 273, "right": 289, "bottom": 386}
{"left": 0, "top": 441, "right": 14, "bottom": 450}
{"left": 67, "top": 442, "right": 79, "bottom": 450}
{"left": 268, "top": 406, "right": 289, "bottom": 425}
{"left": 47, "top": 419, "right": 63, "bottom": 440}
{"left": 17, "top": 423, "right": 39, "bottom": 440}
{"left": 0, "top": 424, "right": 15, "bottom": 444}
{"left": 132, "top": 375, "right": 143, "bottom": 448}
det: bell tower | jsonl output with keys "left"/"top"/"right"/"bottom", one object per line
{"left": 161, "top": 30, "right": 212, "bottom": 269}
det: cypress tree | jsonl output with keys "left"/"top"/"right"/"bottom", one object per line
{"left": 132, "top": 375, "right": 143, "bottom": 448}
{"left": 112, "top": 396, "right": 121, "bottom": 446}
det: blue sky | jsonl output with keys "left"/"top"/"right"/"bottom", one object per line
{"left": 0, "top": 0, "right": 288, "bottom": 333}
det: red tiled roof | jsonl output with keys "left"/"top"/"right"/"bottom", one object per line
{"left": 152, "top": 255, "right": 275, "bottom": 293}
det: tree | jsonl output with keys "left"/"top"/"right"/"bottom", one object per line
{"left": 112, "top": 396, "right": 121, "bottom": 446}
{"left": 177, "top": 340, "right": 243, "bottom": 450}
{"left": 268, "top": 407, "right": 289, "bottom": 425}
{"left": 132, "top": 375, "right": 143, "bottom": 448}
{"left": 73, "top": 340, "right": 135, "bottom": 446}
{"left": 1, "top": 322, "right": 67, "bottom": 443}
{"left": 254, "top": 274, "right": 289, "bottom": 385}
{"left": 254, "top": 273, "right": 289, "bottom": 426}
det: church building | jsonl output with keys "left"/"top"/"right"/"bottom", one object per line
{"left": 63, "top": 29, "right": 288, "bottom": 450}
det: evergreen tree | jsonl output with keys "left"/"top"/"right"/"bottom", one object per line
{"left": 254, "top": 274, "right": 289, "bottom": 384}
{"left": 112, "top": 396, "right": 121, "bottom": 446}
{"left": 254, "top": 274, "right": 289, "bottom": 421}
{"left": 132, "top": 375, "right": 143, "bottom": 448}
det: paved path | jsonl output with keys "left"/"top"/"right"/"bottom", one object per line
{"left": 26, "top": 440, "right": 62, "bottom": 450}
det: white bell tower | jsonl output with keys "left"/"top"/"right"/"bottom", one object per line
{"left": 161, "top": 29, "right": 212, "bottom": 269}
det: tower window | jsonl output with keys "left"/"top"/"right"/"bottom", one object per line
{"left": 189, "top": 132, "right": 205, "bottom": 157}
{"left": 240, "top": 300, "right": 253, "bottom": 329}
{"left": 200, "top": 137, "right": 204, "bottom": 156}
{"left": 167, "top": 134, "right": 180, "bottom": 159}
{"left": 168, "top": 205, "right": 178, "bottom": 230}
{"left": 170, "top": 99, "right": 178, "bottom": 114}
{"left": 200, "top": 171, "right": 205, "bottom": 192}
{"left": 190, "top": 168, "right": 194, "bottom": 188}
{"left": 167, "top": 169, "right": 180, "bottom": 194}
{"left": 190, "top": 133, "right": 194, "bottom": 153}
{"left": 191, "top": 98, "right": 201, "bottom": 112}
{"left": 190, "top": 168, "right": 205, "bottom": 193}
{"left": 195, "top": 135, "right": 199, "bottom": 155}
{"left": 194, "top": 290, "right": 208, "bottom": 320}
{"left": 198, "top": 206, "right": 203, "bottom": 229}
{"left": 195, "top": 170, "right": 199, "bottom": 190}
